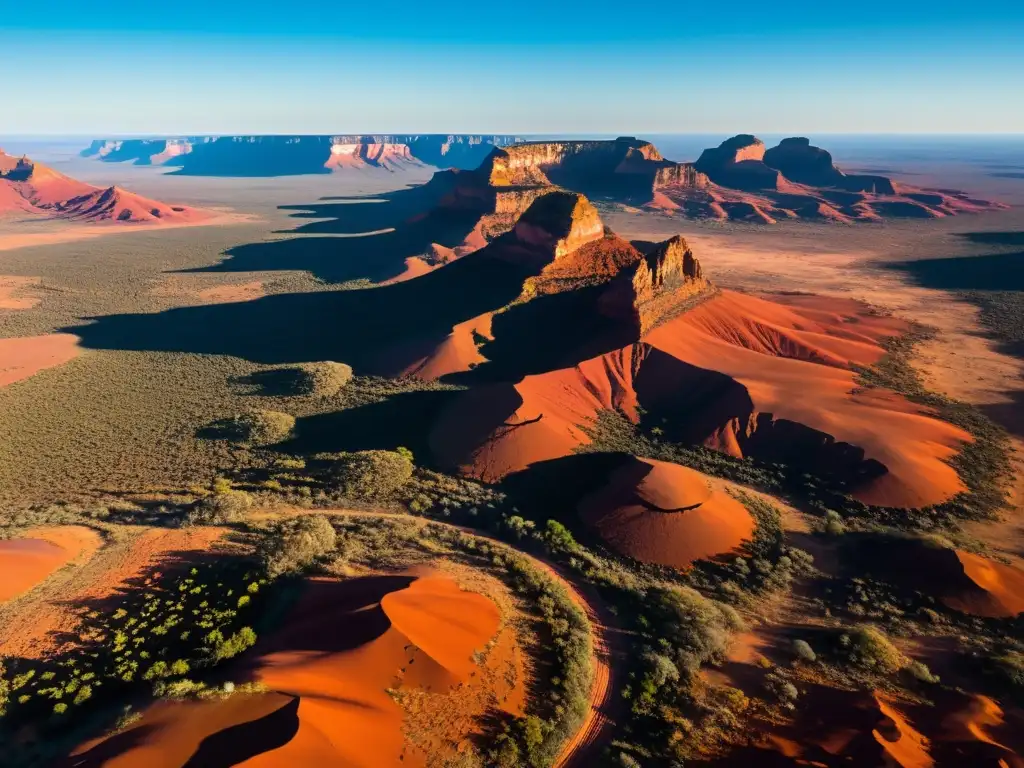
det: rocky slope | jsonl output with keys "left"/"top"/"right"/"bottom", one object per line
{"left": 416, "top": 135, "right": 1004, "bottom": 224}
{"left": 0, "top": 149, "right": 209, "bottom": 224}
{"left": 81, "top": 135, "right": 523, "bottom": 175}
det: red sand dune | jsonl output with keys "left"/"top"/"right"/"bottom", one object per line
{"left": 0, "top": 526, "right": 102, "bottom": 602}
{"left": 844, "top": 535, "right": 1024, "bottom": 618}
{"left": 432, "top": 290, "right": 968, "bottom": 508}
{"left": 73, "top": 571, "right": 500, "bottom": 768}
{"left": 0, "top": 149, "right": 210, "bottom": 225}
{"left": 578, "top": 457, "right": 754, "bottom": 568}
{"left": 0, "top": 333, "right": 81, "bottom": 388}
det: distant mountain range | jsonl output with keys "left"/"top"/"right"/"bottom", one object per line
{"left": 80, "top": 135, "right": 524, "bottom": 176}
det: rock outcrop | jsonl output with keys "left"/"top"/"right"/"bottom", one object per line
{"left": 763, "top": 137, "right": 896, "bottom": 194}
{"left": 0, "top": 149, "right": 208, "bottom": 224}
{"left": 81, "top": 135, "right": 523, "bottom": 175}
{"left": 511, "top": 191, "right": 605, "bottom": 262}
{"left": 599, "top": 235, "right": 710, "bottom": 333}
{"left": 693, "top": 135, "right": 783, "bottom": 191}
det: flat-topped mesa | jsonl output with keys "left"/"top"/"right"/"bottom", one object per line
{"left": 599, "top": 235, "right": 712, "bottom": 334}
{"left": 511, "top": 191, "right": 605, "bottom": 263}
{"left": 81, "top": 135, "right": 523, "bottom": 173}
{"left": 694, "top": 134, "right": 782, "bottom": 191}
{"left": 763, "top": 137, "right": 897, "bottom": 194}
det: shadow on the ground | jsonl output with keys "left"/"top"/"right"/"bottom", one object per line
{"left": 187, "top": 180, "right": 490, "bottom": 285}
{"left": 66, "top": 247, "right": 533, "bottom": 371}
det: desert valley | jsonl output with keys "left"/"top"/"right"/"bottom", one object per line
{"left": 0, "top": 128, "right": 1022, "bottom": 768}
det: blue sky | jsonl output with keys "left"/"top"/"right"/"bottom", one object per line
{"left": 3, "top": 1, "right": 1022, "bottom": 135}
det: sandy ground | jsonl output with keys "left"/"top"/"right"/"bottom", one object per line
{"left": 0, "top": 332, "right": 81, "bottom": 387}
{"left": 0, "top": 210, "right": 255, "bottom": 253}
{"left": 0, "top": 275, "right": 41, "bottom": 309}
{"left": 150, "top": 275, "right": 266, "bottom": 304}
{"left": 0, "top": 526, "right": 225, "bottom": 660}
{"left": 0, "top": 525, "right": 103, "bottom": 602}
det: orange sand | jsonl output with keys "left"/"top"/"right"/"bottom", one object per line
{"left": 0, "top": 526, "right": 224, "bottom": 661}
{"left": 578, "top": 457, "right": 754, "bottom": 568}
{"left": 73, "top": 572, "right": 500, "bottom": 768}
{"left": 0, "top": 275, "right": 40, "bottom": 309}
{"left": 0, "top": 333, "right": 81, "bottom": 387}
{"left": 0, "top": 526, "right": 102, "bottom": 602}
{"left": 949, "top": 551, "right": 1024, "bottom": 617}
{"left": 646, "top": 291, "right": 970, "bottom": 508}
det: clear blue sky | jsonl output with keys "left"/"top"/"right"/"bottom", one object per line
{"left": 3, "top": 0, "right": 1022, "bottom": 135}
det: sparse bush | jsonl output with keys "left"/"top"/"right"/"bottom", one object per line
{"left": 292, "top": 362, "right": 353, "bottom": 397}
{"left": 189, "top": 487, "right": 254, "bottom": 524}
{"left": 331, "top": 449, "right": 413, "bottom": 500}
{"left": 650, "top": 585, "right": 743, "bottom": 678}
{"left": 792, "top": 639, "right": 816, "bottom": 663}
{"left": 225, "top": 410, "right": 296, "bottom": 446}
{"left": 992, "top": 651, "right": 1024, "bottom": 687}
{"left": 905, "top": 660, "right": 939, "bottom": 684}
{"left": 840, "top": 625, "right": 907, "bottom": 674}
{"left": 824, "top": 510, "right": 846, "bottom": 535}
{"left": 618, "top": 753, "right": 642, "bottom": 768}
{"left": 260, "top": 515, "right": 338, "bottom": 577}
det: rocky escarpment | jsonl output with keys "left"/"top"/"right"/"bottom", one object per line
{"left": 81, "top": 135, "right": 523, "bottom": 175}
{"left": 510, "top": 191, "right": 605, "bottom": 263}
{"left": 480, "top": 137, "right": 708, "bottom": 200}
{"left": 657, "top": 134, "right": 1006, "bottom": 222}
{"left": 763, "top": 137, "right": 896, "bottom": 194}
{"left": 693, "top": 135, "right": 783, "bottom": 191}
{"left": 599, "top": 236, "right": 710, "bottom": 334}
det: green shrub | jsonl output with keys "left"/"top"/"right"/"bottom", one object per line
{"left": 292, "top": 362, "right": 353, "bottom": 397}
{"left": 226, "top": 410, "right": 296, "bottom": 446}
{"left": 840, "top": 625, "right": 907, "bottom": 673}
{"left": 650, "top": 585, "right": 743, "bottom": 677}
{"left": 792, "top": 639, "right": 816, "bottom": 662}
{"left": 189, "top": 488, "right": 253, "bottom": 524}
{"left": 905, "top": 660, "right": 939, "bottom": 684}
{"left": 260, "top": 515, "right": 338, "bottom": 578}
{"left": 331, "top": 450, "right": 413, "bottom": 500}
{"left": 993, "top": 651, "right": 1024, "bottom": 687}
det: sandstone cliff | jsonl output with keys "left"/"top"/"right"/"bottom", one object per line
{"left": 763, "top": 137, "right": 896, "bottom": 194}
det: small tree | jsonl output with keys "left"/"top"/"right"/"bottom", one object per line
{"left": 331, "top": 450, "right": 413, "bottom": 500}
{"left": 260, "top": 516, "right": 338, "bottom": 578}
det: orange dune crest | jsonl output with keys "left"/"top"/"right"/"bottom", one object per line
{"left": 579, "top": 457, "right": 755, "bottom": 568}
{"left": 73, "top": 572, "right": 501, "bottom": 768}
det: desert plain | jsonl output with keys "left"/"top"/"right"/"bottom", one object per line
{"left": 0, "top": 133, "right": 1022, "bottom": 767}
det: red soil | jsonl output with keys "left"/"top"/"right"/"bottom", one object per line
{"left": 433, "top": 290, "right": 968, "bottom": 508}
{"left": 397, "top": 312, "right": 493, "bottom": 379}
{"left": 0, "top": 275, "right": 40, "bottom": 310}
{"left": 0, "top": 333, "right": 81, "bottom": 388}
{"left": 195, "top": 281, "right": 265, "bottom": 304}
{"left": 950, "top": 550, "right": 1024, "bottom": 617}
{"left": 578, "top": 457, "right": 754, "bottom": 568}
{"left": 73, "top": 571, "right": 501, "bottom": 768}
{"left": 646, "top": 291, "right": 970, "bottom": 508}
{"left": 0, "top": 526, "right": 102, "bottom": 602}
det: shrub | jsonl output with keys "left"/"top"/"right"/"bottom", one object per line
{"left": 226, "top": 410, "right": 296, "bottom": 446}
{"left": 651, "top": 585, "right": 743, "bottom": 677}
{"left": 213, "top": 627, "right": 257, "bottom": 661}
{"left": 993, "top": 651, "right": 1024, "bottom": 687}
{"left": 824, "top": 510, "right": 846, "bottom": 535}
{"left": 331, "top": 450, "right": 413, "bottom": 500}
{"left": 905, "top": 660, "right": 939, "bottom": 684}
{"left": 792, "top": 639, "right": 817, "bottom": 663}
{"left": 841, "top": 625, "right": 907, "bottom": 674}
{"left": 260, "top": 515, "right": 338, "bottom": 578}
{"left": 292, "top": 362, "right": 353, "bottom": 397}
{"left": 542, "top": 520, "right": 579, "bottom": 554}
{"left": 618, "top": 753, "right": 642, "bottom": 768}
{"left": 190, "top": 488, "right": 254, "bottom": 524}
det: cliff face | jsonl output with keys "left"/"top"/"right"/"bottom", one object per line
{"left": 763, "top": 137, "right": 896, "bottom": 194}
{"left": 694, "top": 135, "right": 782, "bottom": 191}
{"left": 512, "top": 191, "right": 605, "bottom": 263}
{"left": 600, "top": 235, "right": 711, "bottom": 333}
{"left": 81, "top": 135, "right": 522, "bottom": 175}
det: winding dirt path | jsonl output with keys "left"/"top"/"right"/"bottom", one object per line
{"left": 276, "top": 506, "right": 623, "bottom": 768}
